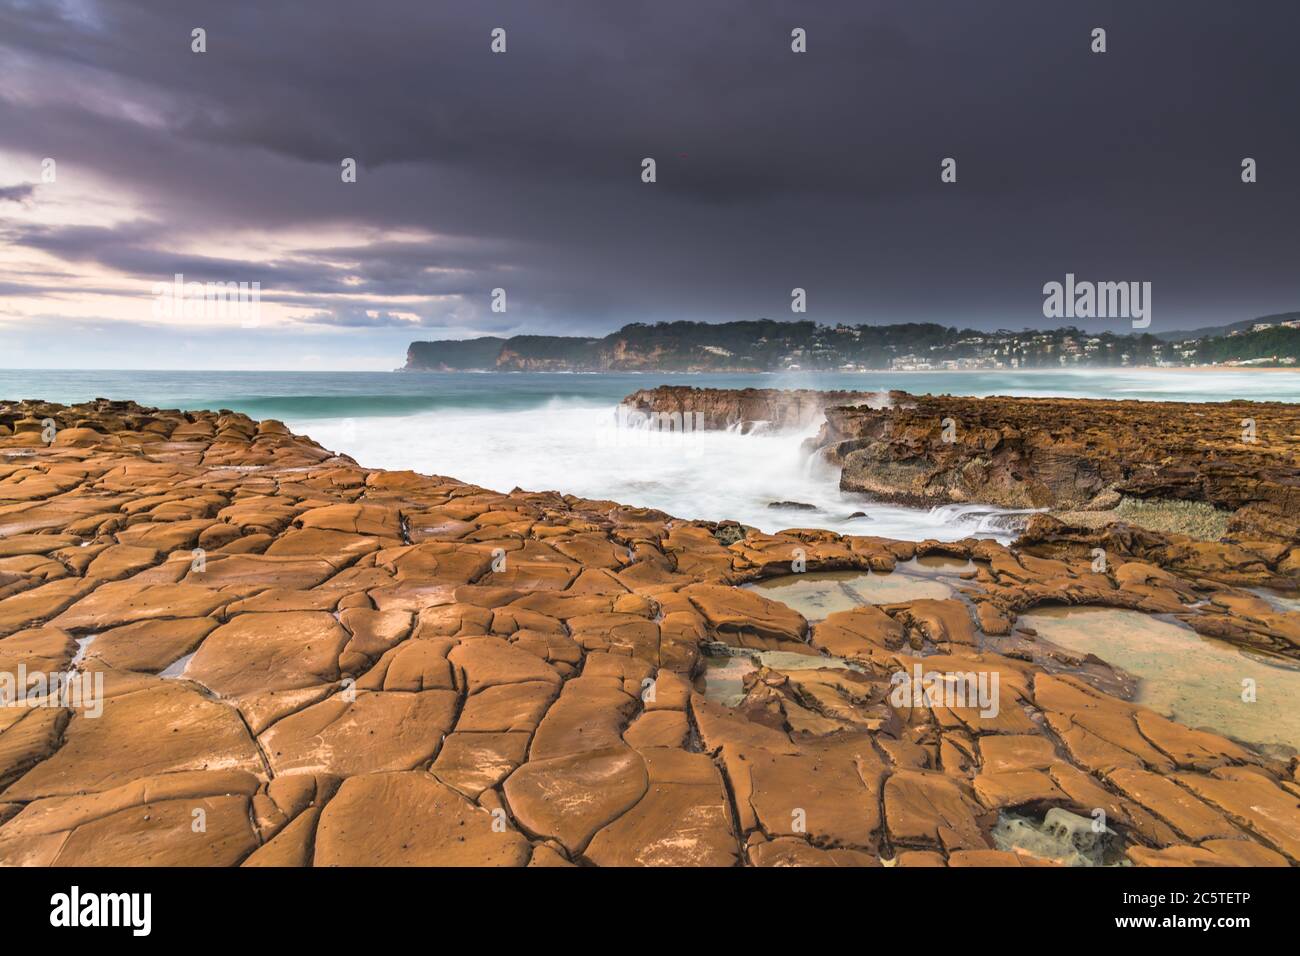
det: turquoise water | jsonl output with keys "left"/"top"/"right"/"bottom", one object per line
{"left": 4, "top": 368, "right": 1300, "bottom": 420}
{"left": 3, "top": 368, "right": 1296, "bottom": 539}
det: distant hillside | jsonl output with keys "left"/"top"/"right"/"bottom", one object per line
{"left": 408, "top": 320, "right": 840, "bottom": 371}
{"left": 1192, "top": 325, "right": 1300, "bottom": 365}
{"left": 404, "top": 317, "right": 1300, "bottom": 372}
{"left": 1158, "top": 312, "right": 1300, "bottom": 342}
{"left": 405, "top": 336, "right": 508, "bottom": 371}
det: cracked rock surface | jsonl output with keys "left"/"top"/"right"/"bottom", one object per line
{"left": 0, "top": 398, "right": 1297, "bottom": 867}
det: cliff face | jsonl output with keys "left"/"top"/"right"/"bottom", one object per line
{"left": 405, "top": 338, "right": 506, "bottom": 371}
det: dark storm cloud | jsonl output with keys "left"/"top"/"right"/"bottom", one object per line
{"left": 0, "top": 183, "right": 37, "bottom": 204}
{"left": 1, "top": 0, "right": 1298, "bottom": 338}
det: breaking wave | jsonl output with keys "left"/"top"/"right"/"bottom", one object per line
{"left": 299, "top": 401, "right": 1033, "bottom": 542}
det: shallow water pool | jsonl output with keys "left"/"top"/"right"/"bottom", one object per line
{"left": 1020, "top": 606, "right": 1300, "bottom": 758}
{"left": 747, "top": 568, "right": 955, "bottom": 619}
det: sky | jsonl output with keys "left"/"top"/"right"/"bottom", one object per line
{"left": 1, "top": 0, "right": 1298, "bottom": 370}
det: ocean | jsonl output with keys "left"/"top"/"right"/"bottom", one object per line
{"left": 5, "top": 368, "right": 1298, "bottom": 542}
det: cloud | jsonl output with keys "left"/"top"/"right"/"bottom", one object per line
{"left": 300, "top": 307, "right": 425, "bottom": 328}
{"left": 0, "top": 0, "right": 1297, "bottom": 366}
{"left": 0, "top": 183, "right": 36, "bottom": 204}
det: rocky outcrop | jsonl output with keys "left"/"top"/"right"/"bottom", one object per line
{"left": 619, "top": 386, "right": 1300, "bottom": 585}
{"left": 620, "top": 385, "right": 883, "bottom": 433}
{"left": 0, "top": 398, "right": 1297, "bottom": 867}
{"left": 813, "top": 393, "right": 1300, "bottom": 582}
{"left": 814, "top": 392, "right": 1299, "bottom": 527}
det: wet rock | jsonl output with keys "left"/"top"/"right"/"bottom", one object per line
{"left": 503, "top": 745, "right": 648, "bottom": 855}
{"left": 1126, "top": 840, "right": 1290, "bottom": 867}
{"left": 1173, "top": 767, "right": 1300, "bottom": 862}
{"left": 432, "top": 732, "right": 531, "bottom": 799}
{"left": 0, "top": 771, "right": 262, "bottom": 866}
{"left": 455, "top": 681, "right": 558, "bottom": 733}
{"left": 88, "top": 617, "right": 218, "bottom": 673}
{"left": 585, "top": 747, "right": 738, "bottom": 866}
{"left": 622, "top": 386, "right": 878, "bottom": 433}
{"left": 682, "top": 583, "right": 808, "bottom": 646}
{"left": 184, "top": 611, "right": 349, "bottom": 697}
{"left": 749, "top": 837, "right": 877, "bottom": 866}
{"left": 314, "top": 771, "right": 529, "bottom": 866}
{"left": 812, "top": 391, "right": 1300, "bottom": 552}
{"left": 0, "top": 707, "right": 70, "bottom": 791}
{"left": 978, "top": 735, "right": 1057, "bottom": 774}
{"left": 973, "top": 770, "right": 1068, "bottom": 810}
{"left": 259, "top": 689, "right": 458, "bottom": 776}
{"left": 883, "top": 770, "right": 990, "bottom": 852}
{"left": 811, "top": 606, "right": 904, "bottom": 658}
{"left": 726, "top": 736, "right": 884, "bottom": 849}
{"left": 623, "top": 710, "right": 690, "bottom": 749}
{"left": 2, "top": 684, "right": 263, "bottom": 801}
{"left": 1106, "top": 769, "right": 1243, "bottom": 842}
{"left": 49, "top": 581, "right": 230, "bottom": 632}
{"left": 448, "top": 636, "right": 562, "bottom": 694}
{"left": 1, "top": 397, "right": 1295, "bottom": 867}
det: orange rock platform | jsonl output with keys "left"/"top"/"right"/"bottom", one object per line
{"left": 0, "top": 399, "right": 1296, "bottom": 866}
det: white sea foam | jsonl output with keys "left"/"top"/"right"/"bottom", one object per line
{"left": 295, "top": 399, "right": 1033, "bottom": 542}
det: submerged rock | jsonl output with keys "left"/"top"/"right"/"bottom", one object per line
{"left": 992, "top": 808, "right": 1126, "bottom": 867}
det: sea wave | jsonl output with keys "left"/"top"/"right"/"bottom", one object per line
{"left": 296, "top": 402, "right": 1032, "bottom": 541}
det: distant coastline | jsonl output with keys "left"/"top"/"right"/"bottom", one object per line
{"left": 397, "top": 364, "right": 1300, "bottom": 374}
{"left": 404, "top": 316, "right": 1300, "bottom": 374}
